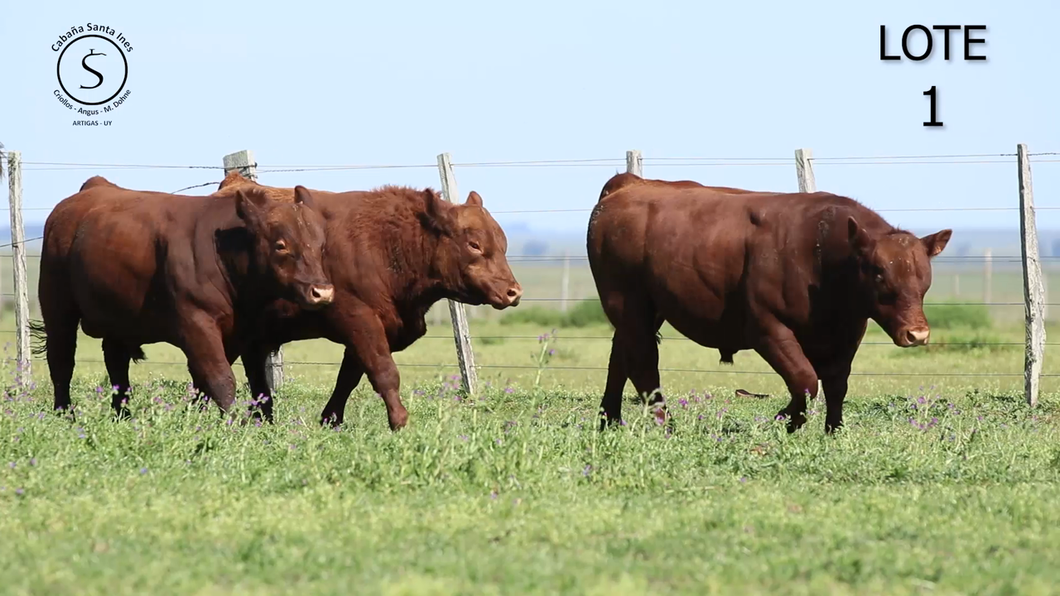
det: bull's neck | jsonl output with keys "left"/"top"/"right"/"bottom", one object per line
{"left": 814, "top": 206, "right": 890, "bottom": 320}
{"left": 389, "top": 230, "right": 453, "bottom": 313}
{"left": 209, "top": 201, "right": 274, "bottom": 310}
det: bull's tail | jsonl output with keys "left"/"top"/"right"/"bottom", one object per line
{"left": 29, "top": 320, "right": 48, "bottom": 357}
{"left": 131, "top": 347, "right": 147, "bottom": 363}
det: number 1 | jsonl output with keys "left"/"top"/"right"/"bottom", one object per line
{"left": 923, "top": 86, "right": 943, "bottom": 127}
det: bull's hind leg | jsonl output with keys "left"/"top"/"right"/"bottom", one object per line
{"left": 36, "top": 309, "right": 79, "bottom": 414}
{"left": 599, "top": 334, "right": 629, "bottom": 429}
{"left": 624, "top": 323, "right": 667, "bottom": 426}
{"left": 753, "top": 325, "right": 818, "bottom": 433}
{"left": 598, "top": 291, "right": 666, "bottom": 429}
{"left": 101, "top": 338, "right": 135, "bottom": 419}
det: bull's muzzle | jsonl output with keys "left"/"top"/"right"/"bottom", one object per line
{"left": 897, "top": 326, "right": 930, "bottom": 347}
{"left": 507, "top": 284, "right": 523, "bottom": 307}
{"left": 305, "top": 284, "right": 335, "bottom": 308}
{"left": 490, "top": 283, "right": 523, "bottom": 309}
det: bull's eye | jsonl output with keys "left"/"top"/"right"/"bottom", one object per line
{"left": 468, "top": 241, "right": 482, "bottom": 252}
{"left": 874, "top": 273, "right": 884, "bottom": 284}
{"left": 274, "top": 239, "right": 288, "bottom": 252}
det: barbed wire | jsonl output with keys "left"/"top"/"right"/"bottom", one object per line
{"left": 0, "top": 328, "right": 1047, "bottom": 348}
{"left": 16, "top": 151, "right": 1060, "bottom": 173}
{"left": 6, "top": 253, "right": 1060, "bottom": 263}
{"left": 3, "top": 150, "right": 1058, "bottom": 387}
{"left": 21, "top": 356, "right": 1058, "bottom": 378}
{"left": 0, "top": 236, "right": 43, "bottom": 249}
{"left": 7, "top": 205, "right": 1060, "bottom": 214}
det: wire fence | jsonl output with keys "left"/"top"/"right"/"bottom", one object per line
{"left": 2, "top": 147, "right": 1057, "bottom": 398}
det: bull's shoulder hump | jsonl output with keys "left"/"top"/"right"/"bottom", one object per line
{"left": 79, "top": 176, "right": 119, "bottom": 191}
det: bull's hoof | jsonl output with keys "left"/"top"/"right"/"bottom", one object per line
{"left": 598, "top": 412, "right": 623, "bottom": 431}
{"left": 53, "top": 405, "right": 77, "bottom": 422}
{"left": 319, "top": 412, "right": 343, "bottom": 429}
{"left": 387, "top": 409, "right": 409, "bottom": 432}
{"left": 776, "top": 409, "right": 807, "bottom": 433}
{"left": 112, "top": 406, "right": 132, "bottom": 421}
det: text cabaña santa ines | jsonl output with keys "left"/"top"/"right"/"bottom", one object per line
{"left": 52, "top": 23, "right": 133, "bottom": 52}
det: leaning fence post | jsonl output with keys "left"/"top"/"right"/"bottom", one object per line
{"left": 626, "top": 150, "right": 643, "bottom": 177}
{"left": 436, "top": 152, "right": 478, "bottom": 395}
{"left": 7, "top": 151, "right": 30, "bottom": 383}
{"left": 1018, "top": 143, "right": 1045, "bottom": 407}
{"left": 795, "top": 148, "right": 816, "bottom": 193}
{"left": 221, "top": 149, "right": 284, "bottom": 392}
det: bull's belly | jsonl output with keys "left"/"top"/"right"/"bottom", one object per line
{"left": 653, "top": 287, "right": 750, "bottom": 354}
{"left": 72, "top": 284, "right": 173, "bottom": 345}
{"left": 662, "top": 308, "right": 749, "bottom": 352}
{"left": 79, "top": 313, "right": 171, "bottom": 345}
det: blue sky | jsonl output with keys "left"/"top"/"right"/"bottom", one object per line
{"left": 1, "top": 0, "right": 1057, "bottom": 235}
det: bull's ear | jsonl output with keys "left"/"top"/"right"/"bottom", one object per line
{"left": 294, "top": 185, "right": 315, "bottom": 208}
{"left": 235, "top": 188, "right": 267, "bottom": 227}
{"left": 847, "top": 216, "right": 874, "bottom": 257}
{"left": 920, "top": 229, "right": 952, "bottom": 258}
{"left": 420, "top": 188, "right": 455, "bottom": 236}
{"left": 465, "top": 191, "right": 483, "bottom": 207}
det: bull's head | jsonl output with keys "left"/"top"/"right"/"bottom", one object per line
{"left": 235, "top": 185, "right": 335, "bottom": 310}
{"left": 848, "top": 216, "right": 951, "bottom": 347}
{"left": 422, "top": 189, "right": 522, "bottom": 309}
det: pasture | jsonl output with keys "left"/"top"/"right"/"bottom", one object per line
{"left": 3, "top": 280, "right": 1060, "bottom": 594}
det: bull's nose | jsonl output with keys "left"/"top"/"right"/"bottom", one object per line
{"left": 308, "top": 284, "right": 335, "bottom": 305}
{"left": 904, "top": 327, "right": 930, "bottom": 347}
{"left": 507, "top": 284, "right": 523, "bottom": 306}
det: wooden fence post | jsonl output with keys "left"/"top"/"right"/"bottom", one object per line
{"left": 7, "top": 151, "right": 30, "bottom": 383}
{"left": 1018, "top": 143, "right": 1045, "bottom": 407}
{"left": 795, "top": 148, "right": 822, "bottom": 395}
{"left": 795, "top": 148, "right": 816, "bottom": 193}
{"left": 626, "top": 150, "right": 643, "bottom": 177}
{"left": 436, "top": 153, "right": 478, "bottom": 395}
{"left": 221, "top": 149, "right": 284, "bottom": 392}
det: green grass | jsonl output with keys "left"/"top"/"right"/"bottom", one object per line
{"left": 3, "top": 312, "right": 1060, "bottom": 594}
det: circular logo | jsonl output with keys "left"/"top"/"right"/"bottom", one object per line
{"left": 56, "top": 34, "right": 128, "bottom": 106}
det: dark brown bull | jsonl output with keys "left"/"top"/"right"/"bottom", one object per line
{"left": 35, "top": 175, "right": 335, "bottom": 418}
{"left": 587, "top": 173, "right": 951, "bottom": 433}
{"left": 215, "top": 173, "right": 522, "bottom": 431}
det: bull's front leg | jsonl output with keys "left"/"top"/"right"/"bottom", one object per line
{"left": 753, "top": 324, "right": 818, "bottom": 433}
{"left": 319, "top": 348, "right": 366, "bottom": 428}
{"left": 241, "top": 343, "right": 277, "bottom": 423}
{"left": 179, "top": 315, "right": 238, "bottom": 417}
{"left": 330, "top": 311, "right": 407, "bottom": 431}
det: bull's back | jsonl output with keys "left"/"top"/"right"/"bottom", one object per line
{"left": 45, "top": 187, "right": 174, "bottom": 261}
{"left": 42, "top": 186, "right": 196, "bottom": 332}
{"left": 590, "top": 188, "right": 749, "bottom": 279}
